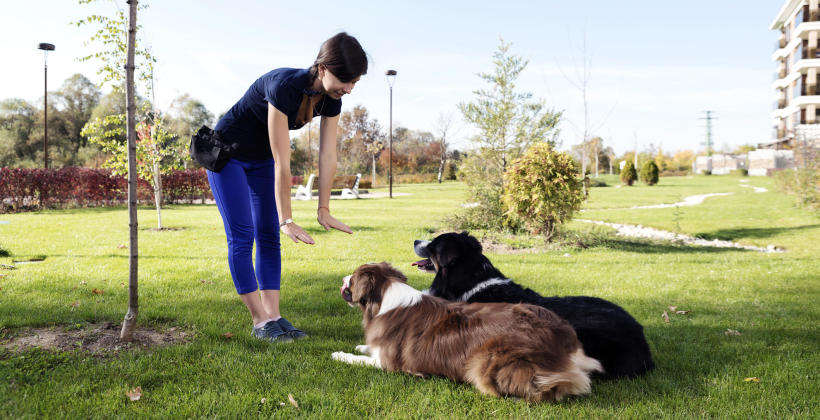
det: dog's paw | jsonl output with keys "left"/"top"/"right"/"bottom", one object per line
{"left": 332, "top": 351, "right": 354, "bottom": 362}
{"left": 354, "top": 344, "right": 370, "bottom": 355}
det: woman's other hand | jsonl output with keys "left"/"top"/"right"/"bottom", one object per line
{"left": 280, "top": 222, "right": 315, "bottom": 244}
{"left": 317, "top": 207, "right": 353, "bottom": 234}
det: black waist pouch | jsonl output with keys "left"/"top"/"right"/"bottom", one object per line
{"left": 190, "top": 125, "right": 239, "bottom": 172}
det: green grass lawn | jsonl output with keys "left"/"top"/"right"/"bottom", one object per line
{"left": 1, "top": 178, "right": 818, "bottom": 418}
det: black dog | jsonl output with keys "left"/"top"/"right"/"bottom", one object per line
{"left": 413, "top": 232, "right": 654, "bottom": 380}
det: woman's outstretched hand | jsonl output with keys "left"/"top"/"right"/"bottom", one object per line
{"left": 317, "top": 207, "right": 353, "bottom": 234}
{"left": 280, "top": 222, "right": 315, "bottom": 244}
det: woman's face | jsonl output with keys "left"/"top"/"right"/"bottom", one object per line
{"left": 320, "top": 67, "right": 360, "bottom": 100}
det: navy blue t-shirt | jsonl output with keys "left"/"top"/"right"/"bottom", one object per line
{"left": 215, "top": 68, "right": 342, "bottom": 160}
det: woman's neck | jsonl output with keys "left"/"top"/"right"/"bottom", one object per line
{"left": 310, "top": 76, "right": 324, "bottom": 93}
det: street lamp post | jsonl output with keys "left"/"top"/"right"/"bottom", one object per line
{"left": 385, "top": 69, "right": 397, "bottom": 198}
{"left": 38, "top": 43, "right": 55, "bottom": 169}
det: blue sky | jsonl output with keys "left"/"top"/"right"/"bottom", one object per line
{"left": 1, "top": 1, "right": 783, "bottom": 154}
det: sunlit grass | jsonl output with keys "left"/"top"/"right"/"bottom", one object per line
{"left": 0, "top": 178, "right": 817, "bottom": 418}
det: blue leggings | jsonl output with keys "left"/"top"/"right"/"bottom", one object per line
{"left": 208, "top": 159, "right": 281, "bottom": 294}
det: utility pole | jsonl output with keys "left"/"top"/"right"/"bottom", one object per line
{"left": 699, "top": 110, "right": 718, "bottom": 173}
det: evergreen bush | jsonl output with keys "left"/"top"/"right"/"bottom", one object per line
{"left": 502, "top": 142, "right": 584, "bottom": 240}
{"left": 621, "top": 161, "right": 637, "bottom": 185}
{"left": 640, "top": 160, "right": 660, "bottom": 185}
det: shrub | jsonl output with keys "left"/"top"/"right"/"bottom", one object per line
{"left": 729, "top": 169, "right": 748, "bottom": 176}
{"left": 0, "top": 167, "right": 214, "bottom": 213}
{"left": 502, "top": 142, "right": 584, "bottom": 240}
{"left": 620, "top": 161, "right": 637, "bottom": 185}
{"left": 640, "top": 160, "right": 660, "bottom": 185}
{"left": 774, "top": 168, "right": 820, "bottom": 210}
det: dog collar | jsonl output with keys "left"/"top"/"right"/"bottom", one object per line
{"left": 459, "top": 278, "right": 511, "bottom": 302}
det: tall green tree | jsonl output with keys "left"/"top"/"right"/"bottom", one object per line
{"left": 55, "top": 74, "right": 101, "bottom": 154}
{"left": 166, "top": 93, "right": 213, "bottom": 167}
{"left": 0, "top": 99, "right": 38, "bottom": 167}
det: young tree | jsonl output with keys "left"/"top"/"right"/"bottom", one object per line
{"left": 77, "top": 0, "right": 178, "bottom": 230}
{"left": 75, "top": 0, "right": 148, "bottom": 341}
{"left": 457, "top": 39, "right": 561, "bottom": 229}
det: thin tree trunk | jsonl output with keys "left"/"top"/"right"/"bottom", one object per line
{"left": 437, "top": 152, "right": 446, "bottom": 183}
{"left": 154, "top": 162, "right": 162, "bottom": 229}
{"left": 594, "top": 152, "right": 599, "bottom": 178}
{"left": 121, "top": 0, "right": 139, "bottom": 343}
{"left": 371, "top": 155, "right": 376, "bottom": 187}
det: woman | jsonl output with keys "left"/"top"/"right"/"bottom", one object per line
{"left": 208, "top": 32, "right": 367, "bottom": 342}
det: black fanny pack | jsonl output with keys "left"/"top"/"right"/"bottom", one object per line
{"left": 189, "top": 125, "right": 239, "bottom": 172}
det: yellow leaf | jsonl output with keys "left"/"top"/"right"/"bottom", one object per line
{"left": 126, "top": 386, "right": 142, "bottom": 401}
{"left": 744, "top": 377, "right": 760, "bottom": 383}
{"left": 288, "top": 393, "right": 299, "bottom": 408}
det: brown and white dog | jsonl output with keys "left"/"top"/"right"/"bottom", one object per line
{"left": 332, "top": 263, "right": 603, "bottom": 402}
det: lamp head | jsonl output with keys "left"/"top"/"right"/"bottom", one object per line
{"left": 38, "top": 43, "right": 55, "bottom": 51}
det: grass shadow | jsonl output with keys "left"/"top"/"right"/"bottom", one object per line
{"left": 695, "top": 224, "right": 820, "bottom": 241}
{"left": 588, "top": 238, "right": 753, "bottom": 254}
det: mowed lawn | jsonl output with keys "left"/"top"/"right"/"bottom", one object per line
{"left": 0, "top": 177, "right": 818, "bottom": 418}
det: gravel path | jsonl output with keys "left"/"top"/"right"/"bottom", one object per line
{"left": 576, "top": 219, "right": 782, "bottom": 253}
{"left": 627, "top": 193, "right": 734, "bottom": 209}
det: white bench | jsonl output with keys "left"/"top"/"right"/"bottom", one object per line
{"left": 294, "top": 174, "right": 315, "bottom": 200}
{"left": 293, "top": 173, "right": 361, "bottom": 200}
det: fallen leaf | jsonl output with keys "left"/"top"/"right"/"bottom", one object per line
{"left": 120, "top": 282, "right": 126, "bottom": 288}
{"left": 279, "top": 402, "right": 285, "bottom": 406}
{"left": 661, "top": 311, "right": 670, "bottom": 323}
{"left": 288, "top": 394, "right": 299, "bottom": 408}
{"left": 668, "top": 306, "right": 677, "bottom": 311}
{"left": 725, "top": 329, "right": 742, "bottom": 336}
{"left": 70, "top": 301, "right": 80, "bottom": 308}
{"left": 126, "top": 386, "right": 142, "bottom": 401}
{"left": 92, "top": 288, "right": 104, "bottom": 295}
{"left": 221, "top": 332, "right": 233, "bottom": 339}
{"left": 200, "top": 279, "right": 213, "bottom": 284}
{"left": 675, "top": 310, "right": 691, "bottom": 315}
{"left": 260, "top": 398, "right": 267, "bottom": 404}
{"left": 117, "top": 244, "right": 126, "bottom": 249}
{"left": 79, "top": 280, "right": 87, "bottom": 285}
{"left": 744, "top": 377, "right": 760, "bottom": 383}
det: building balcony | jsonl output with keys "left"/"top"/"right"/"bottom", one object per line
{"left": 771, "top": 22, "right": 820, "bottom": 60}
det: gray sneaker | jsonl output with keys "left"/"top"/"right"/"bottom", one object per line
{"left": 252, "top": 320, "right": 293, "bottom": 343}
{"left": 277, "top": 317, "right": 308, "bottom": 340}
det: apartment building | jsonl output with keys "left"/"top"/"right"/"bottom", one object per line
{"left": 771, "top": 0, "right": 820, "bottom": 147}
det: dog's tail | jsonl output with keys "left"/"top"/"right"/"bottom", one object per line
{"left": 466, "top": 347, "right": 603, "bottom": 403}
{"left": 532, "top": 349, "right": 604, "bottom": 402}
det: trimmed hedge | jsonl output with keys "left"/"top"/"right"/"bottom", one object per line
{"left": 0, "top": 167, "right": 214, "bottom": 213}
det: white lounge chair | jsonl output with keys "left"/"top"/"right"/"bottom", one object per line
{"left": 294, "top": 174, "right": 315, "bottom": 200}
{"left": 340, "top": 173, "right": 361, "bottom": 199}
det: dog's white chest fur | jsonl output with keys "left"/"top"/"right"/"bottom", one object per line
{"left": 377, "top": 282, "right": 423, "bottom": 316}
